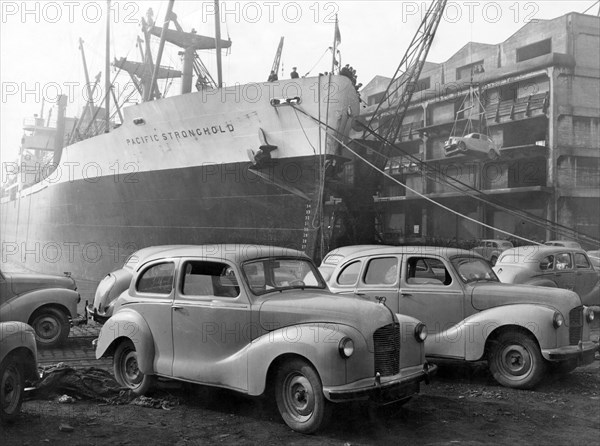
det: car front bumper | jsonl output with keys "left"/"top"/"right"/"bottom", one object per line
{"left": 85, "top": 303, "right": 111, "bottom": 324}
{"left": 323, "top": 363, "right": 437, "bottom": 404}
{"left": 542, "top": 340, "right": 598, "bottom": 364}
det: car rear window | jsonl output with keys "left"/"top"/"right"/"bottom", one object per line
{"left": 337, "top": 261, "right": 361, "bottom": 286}
{"left": 136, "top": 262, "right": 175, "bottom": 294}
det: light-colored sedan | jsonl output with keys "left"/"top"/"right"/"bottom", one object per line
{"left": 493, "top": 246, "right": 600, "bottom": 307}
{"left": 471, "top": 239, "right": 514, "bottom": 266}
{"left": 320, "top": 245, "right": 597, "bottom": 389}
{"left": 1, "top": 321, "right": 38, "bottom": 422}
{"left": 96, "top": 245, "right": 434, "bottom": 434}
{"left": 444, "top": 133, "right": 500, "bottom": 160}
{"left": 0, "top": 269, "right": 84, "bottom": 347}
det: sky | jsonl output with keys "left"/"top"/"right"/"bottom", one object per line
{"left": 0, "top": 0, "right": 598, "bottom": 163}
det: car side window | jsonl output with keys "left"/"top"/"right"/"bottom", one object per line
{"left": 363, "top": 257, "right": 398, "bottom": 285}
{"left": 540, "top": 255, "right": 554, "bottom": 271}
{"left": 182, "top": 261, "right": 240, "bottom": 298}
{"left": 472, "top": 134, "right": 480, "bottom": 139}
{"left": 555, "top": 253, "right": 572, "bottom": 270}
{"left": 574, "top": 253, "right": 591, "bottom": 269}
{"left": 137, "top": 262, "right": 175, "bottom": 294}
{"left": 337, "top": 261, "right": 362, "bottom": 286}
{"left": 406, "top": 257, "right": 451, "bottom": 285}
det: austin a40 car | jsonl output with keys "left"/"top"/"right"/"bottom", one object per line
{"left": 320, "top": 245, "right": 597, "bottom": 390}
{"left": 1, "top": 321, "right": 38, "bottom": 422}
{"left": 494, "top": 245, "right": 600, "bottom": 307}
{"left": 0, "top": 268, "right": 84, "bottom": 347}
{"left": 95, "top": 245, "right": 434, "bottom": 433}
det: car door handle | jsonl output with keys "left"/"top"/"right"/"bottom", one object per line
{"left": 401, "top": 292, "right": 412, "bottom": 297}
{"left": 172, "top": 305, "right": 184, "bottom": 311}
{"left": 354, "top": 292, "right": 365, "bottom": 296}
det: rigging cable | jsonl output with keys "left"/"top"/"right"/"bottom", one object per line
{"left": 290, "top": 102, "right": 599, "bottom": 245}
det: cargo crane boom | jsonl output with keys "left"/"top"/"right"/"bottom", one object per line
{"left": 269, "top": 37, "right": 284, "bottom": 80}
{"left": 364, "top": 0, "right": 447, "bottom": 144}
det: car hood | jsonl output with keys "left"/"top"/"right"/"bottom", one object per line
{"left": 258, "top": 290, "right": 394, "bottom": 338}
{"left": 3, "top": 272, "right": 76, "bottom": 295}
{"left": 470, "top": 282, "right": 581, "bottom": 312}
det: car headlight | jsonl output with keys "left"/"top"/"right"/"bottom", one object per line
{"left": 585, "top": 307, "right": 595, "bottom": 323}
{"left": 338, "top": 337, "right": 354, "bottom": 358}
{"left": 553, "top": 311, "right": 565, "bottom": 329}
{"left": 414, "top": 323, "right": 428, "bottom": 342}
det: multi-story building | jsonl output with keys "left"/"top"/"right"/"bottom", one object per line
{"left": 330, "top": 12, "right": 599, "bottom": 249}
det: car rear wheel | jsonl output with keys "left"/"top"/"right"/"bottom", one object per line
{"left": 488, "top": 331, "right": 546, "bottom": 389}
{"left": 275, "top": 358, "right": 329, "bottom": 434}
{"left": 458, "top": 141, "right": 467, "bottom": 151}
{"left": 30, "top": 307, "right": 70, "bottom": 348}
{"left": 0, "top": 356, "right": 24, "bottom": 423}
{"left": 113, "top": 340, "right": 155, "bottom": 395}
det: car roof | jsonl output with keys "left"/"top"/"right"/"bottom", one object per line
{"left": 499, "top": 245, "right": 588, "bottom": 261}
{"left": 133, "top": 244, "right": 309, "bottom": 268}
{"left": 544, "top": 240, "right": 582, "bottom": 248}
{"left": 479, "top": 239, "right": 512, "bottom": 244}
{"left": 323, "top": 245, "right": 482, "bottom": 263}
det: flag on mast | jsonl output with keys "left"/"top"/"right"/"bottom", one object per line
{"left": 331, "top": 15, "right": 341, "bottom": 73}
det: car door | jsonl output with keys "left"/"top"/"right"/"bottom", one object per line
{"left": 171, "top": 259, "right": 251, "bottom": 391}
{"left": 132, "top": 260, "right": 179, "bottom": 376}
{"left": 352, "top": 256, "right": 401, "bottom": 310}
{"left": 398, "top": 255, "right": 466, "bottom": 358}
{"left": 572, "top": 252, "right": 599, "bottom": 302}
{"left": 552, "top": 252, "right": 576, "bottom": 292}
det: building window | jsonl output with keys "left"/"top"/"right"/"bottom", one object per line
{"left": 516, "top": 38, "right": 552, "bottom": 62}
{"left": 409, "top": 77, "right": 431, "bottom": 93}
{"left": 368, "top": 91, "right": 385, "bottom": 106}
{"left": 456, "top": 60, "right": 484, "bottom": 80}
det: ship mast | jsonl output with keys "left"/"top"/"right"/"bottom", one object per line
{"left": 214, "top": 0, "right": 223, "bottom": 88}
{"left": 105, "top": 0, "right": 111, "bottom": 132}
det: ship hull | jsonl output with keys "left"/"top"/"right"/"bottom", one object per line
{"left": 2, "top": 156, "right": 325, "bottom": 297}
{"left": 1, "top": 76, "right": 359, "bottom": 298}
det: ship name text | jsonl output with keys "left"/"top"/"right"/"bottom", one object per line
{"left": 126, "top": 123, "right": 235, "bottom": 146}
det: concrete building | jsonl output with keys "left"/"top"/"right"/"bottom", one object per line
{"left": 333, "top": 12, "right": 599, "bottom": 249}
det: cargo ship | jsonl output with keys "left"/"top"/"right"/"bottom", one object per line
{"left": 0, "top": 3, "right": 359, "bottom": 298}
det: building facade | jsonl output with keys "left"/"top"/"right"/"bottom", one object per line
{"left": 331, "top": 12, "right": 599, "bottom": 249}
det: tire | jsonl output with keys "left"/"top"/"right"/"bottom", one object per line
{"left": 458, "top": 141, "right": 467, "bottom": 152}
{"left": 275, "top": 358, "right": 329, "bottom": 434}
{"left": 488, "top": 331, "right": 546, "bottom": 389}
{"left": 488, "top": 149, "right": 499, "bottom": 160}
{"left": 490, "top": 256, "right": 498, "bottom": 267}
{"left": 113, "top": 340, "right": 155, "bottom": 395}
{"left": 0, "top": 356, "right": 25, "bottom": 423}
{"left": 30, "top": 307, "right": 70, "bottom": 348}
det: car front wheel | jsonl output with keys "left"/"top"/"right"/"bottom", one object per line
{"left": 275, "top": 358, "right": 330, "bottom": 434}
{"left": 488, "top": 331, "right": 546, "bottom": 389}
{"left": 30, "top": 307, "right": 70, "bottom": 348}
{"left": 0, "top": 356, "right": 24, "bottom": 423}
{"left": 113, "top": 340, "right": 155, "bottom": 395}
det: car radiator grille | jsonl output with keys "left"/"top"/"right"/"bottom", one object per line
{"left": 373, "top": 323, "right": 400, "bottom": 377}
{"left": 569, "top": 306, "right": 583, "bottom": 345}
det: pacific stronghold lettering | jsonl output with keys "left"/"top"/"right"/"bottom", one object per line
{"left": 125, "top": 123, "right": 235, "bottom": 146}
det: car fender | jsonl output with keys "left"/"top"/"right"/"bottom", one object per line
{"left": 246, "top": 323, "right": 364, "bottom": 396}
{"left": 95, "top": 309, "right": 155, "bottom": 374}
{"left": 580, "top": 281, "right": 600, "bottom": 307}
{"left": 0, "top": 321, "right": 38, "bottom": 381}
{"left": 0, "top": 288, "right": 79, "bottom": 324}
{"left": 428, "top": 304, "right": 556, "bottom": 361}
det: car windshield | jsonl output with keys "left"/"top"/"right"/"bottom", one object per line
{"left": 451, "top": 256, "right": 499, "bottom": 283}
{"left": 242, "top": 257, "right": 326, "bottom": 295}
